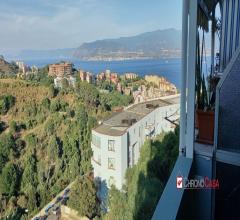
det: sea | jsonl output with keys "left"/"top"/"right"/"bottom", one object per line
{"left": 21, "top": 58, "right": 182, "bottom": 88}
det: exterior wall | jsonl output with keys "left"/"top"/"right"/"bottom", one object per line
{"left": 53, "top": 76, "right": 76, "bottom": 88}
{"left": 91, "top": 131, "right": 127, "bottom": 192}
{"left": 220, "top": 0, "right": 240, "bottom": 71}
{"left": 126, "top": 103, "right": 179, "bottom": 169}
{"left": 91, "top": 102, "right": 179, "bottom": 195}
{"left": 125, "top": 73, "right": 137, "bottom": 79}
{"left": 49, "top": 63, "right": 72, "bottom": 77}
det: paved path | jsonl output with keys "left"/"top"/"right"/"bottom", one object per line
{"left": 31, "top": 181, "right": 75, "bottom": 220}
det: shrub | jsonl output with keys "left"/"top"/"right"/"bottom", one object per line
{"left": 41, "top": 97, "right": 51, "bottom": 110}
{"left": 0, "top": 95, "right": 15, "bottom": 114}
{"left": 9, "top": 121, "right": 17, "bottom": 133}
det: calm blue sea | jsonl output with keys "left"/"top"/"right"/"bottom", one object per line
{"left": 22, "top": 58, "right": 182, "bottom": 88}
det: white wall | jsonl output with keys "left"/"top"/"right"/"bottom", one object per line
{"left": 91, "top": 130, "right": 126, "bottom": 191}
{"left": 91, "top": 103, "right": 179, "bottom": 193}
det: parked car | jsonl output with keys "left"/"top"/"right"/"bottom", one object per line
{"left": 56, "top": 196, "right": 62, "bottom": 203}
{"left": 45, "top": 204, "right": 54, "bottom": 214}
{"left": 61, "top": 197, "right": 69, "bottom": 205}
{"left": 52, "top": 206, "right": 60, "bottom": 215}
{"left": 39, "top": 215, "right": 47, "bottom": 220}
{"left": 63, "top": 188, "right": 70, "bottom": 195}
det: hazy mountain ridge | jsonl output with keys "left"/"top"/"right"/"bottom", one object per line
{"left": 2, "top": 29, "right": 184, "bottom": 60}
{"left": 74, "top": 28, "right": 182, "bottom": 60}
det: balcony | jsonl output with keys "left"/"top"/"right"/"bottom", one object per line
{"left": 152, "top": 142, "right": 214, "bottom": 220}
{"left": 152, "top": 0, "right": 240, "bottom": 219}
{"left": 152, "top": 156, "right": 193, "bottom": 220}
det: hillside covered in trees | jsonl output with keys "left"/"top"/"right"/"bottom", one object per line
{"left": 0, "top": 72, "right": 133, "bottom": 219}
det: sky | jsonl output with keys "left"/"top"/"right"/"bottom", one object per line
{"left": 0, "top": 0, "right": 182, "bottom": 51}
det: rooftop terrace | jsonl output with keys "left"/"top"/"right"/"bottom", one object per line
{"left": 93, "top": 95, "right": 180, "bottom": 136}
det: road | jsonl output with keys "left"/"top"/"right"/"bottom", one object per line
{"left": 31, "top": 181, "right": 75, "bottom": 220}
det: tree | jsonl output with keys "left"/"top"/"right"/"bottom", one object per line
{"left": 0, "top": 133, "right": 16, "bottom": 172}
{"left": 62, "top": 134, "right": 81, "bottom": 180}
{"left": 76, "top": 104, "right": 88, "bottom": 139}
{"left": 21, "top": 154, "right": 38, "bottom": 192}
{"left": 0, "top": 121, "right": 5, "bottom": 133}
{"left": 0, "top": 163, "right": 19, "bottom": 196}
{"left": 77, "top": 82, "right": 99, "bottom": 108}
{"left": 47, "top": 135, "right": 59, "bottom": 161}
{"left": 50, "top": 99, "right": 61, "bottom": 112}
{"left": 25, "top": 133, "right": 38, "bottom": 148}
{"left": 100, "top": 92, "right": 133, "bottom": 110}
{"left": 25, "top": 185, "right": 38, "bottom": 212}
{"left": 9, "top": 121, "right": 17, "bottom": 133}
{"left": 61, "top": 78, "right": 69, "bottom": 89}
{"left": 44, "top": 118, "right": 56, "bottom": 136}
{"left": 0, "top": 95, "right": 15, "bottom": 115}
{"left": 68, "top": 176, "right": 100, "bottom": 219}
{"left": 17, "top": 195, "right": 28, "bottom": 209}
{"left": 104, "top": 186, "right": 131, "bottom": 220}
{"left": 41, "top": 97, "right": 51, "bottom": 110}
{"left": 48, "top": 85, "right": 57, "bottom": 98}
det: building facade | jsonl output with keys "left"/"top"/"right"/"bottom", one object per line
{"left": 79, "top": 70, "right": 95, "bottom": 83}
{"left": 124, "top": 72, "right": 138, "bottom": 80}
{"left": 91, "top": 95, "right": 180, "bottom": 200}
{"left": 48, "top": 62, "right": 72, "bottom": 77}
{"left": 145, "top": 75, "right": 178, "bottom": 94}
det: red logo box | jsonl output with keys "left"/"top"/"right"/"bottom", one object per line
{"left": 176, "top": 176, "right": 183, "bottom": 188}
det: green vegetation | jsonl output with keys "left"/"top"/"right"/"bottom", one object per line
{"left": 100, "top": 91, "right": 133, "bottom": 111}
{"left": 0, "top": 95, "right": 15, "bottom": 115}
{"left": 0, "top": 75, "right": 133, "bottom": 219}
{"left": 0, "top": 163, "right": 20, "bottom": 196}
{"left": 68, "top": 176, "right": 100, "bottom": 219}
{"left": 24, "top": 67, "right": 53, "bottom": 87}
{"left": 0, "top": 121, "right": 5, "bottom": 133}
{"left": 104, "top": 127, "right": 179, "bottom": 220}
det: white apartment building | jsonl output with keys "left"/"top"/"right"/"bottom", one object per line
{"left": 91, "top": 95, "right": 180, "bottom": 200}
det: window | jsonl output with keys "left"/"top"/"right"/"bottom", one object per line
{"left": 108, "top": 140, "right": 115, "bottom": 151}
{"left": 92, "top": 134, "right": 101, "bottom": 148}
{"left": 108, "top": 158, "right": 115, "bottom": 170}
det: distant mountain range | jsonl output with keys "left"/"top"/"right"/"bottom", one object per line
{"left": 3, "top": 29, "right": 186, "bottom": 61}
{"left": 74, "top": 28, "right": 182, "bottom": 60}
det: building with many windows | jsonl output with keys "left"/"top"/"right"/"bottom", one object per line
{"left": 48, "top": 62, "right": 72, "bottom": 77}
{"left": 91, "top": 95, "right": 180, "bottom": 201}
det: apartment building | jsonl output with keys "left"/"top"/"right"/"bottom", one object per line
{"left": 15, "top": 61, "right": 29, "bottom": 74}
{"left": 124, "top": 72, "right": 138, "bottom": 80}
{"left": 79, "top": 70, "right": 95, "bottom": 83}
{"left": 145, "top": 75, "right": 177, "bottom": 93}
{"left": 48, "top": 62, "right": 72, "bottom": 77}
{"left": 91, "top": 95, "right": 180, "bottom": 200}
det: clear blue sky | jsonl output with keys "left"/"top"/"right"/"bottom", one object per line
{"left": 0, "top": 0, "right": 182, "bottom": 50}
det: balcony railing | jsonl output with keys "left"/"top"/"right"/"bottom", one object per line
{"left": 152, "top": 156, "right": 193, "bottom": 220}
